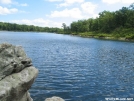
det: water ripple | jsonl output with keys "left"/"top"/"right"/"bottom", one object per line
{"left": 0, "top": 32, "right": 134, "bottom": 101}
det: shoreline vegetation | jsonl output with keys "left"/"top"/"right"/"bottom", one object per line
{"left": 0, "top": 3, "right": 134, "bottom": 42}
{"left": 71, "top": 28, "right": 134, "bottom": 42}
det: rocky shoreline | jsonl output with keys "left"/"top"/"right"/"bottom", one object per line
{"left": 76, "top": 34, "right": 134, "bottom": 42}
{"left": 95, "top": 36, "right": 134, "bottom": 42}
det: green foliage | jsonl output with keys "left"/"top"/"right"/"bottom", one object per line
{"left": 69, "top": 3, "right": 134, "bottom": 39}
{"left": 126, "top": 34, "right": 134, "bottom": 39}
{"left": 62, "top": 23, "right": 71, "bottom": 34}
{"left": 0, "top": 22, "right": 63, "bottom": 33}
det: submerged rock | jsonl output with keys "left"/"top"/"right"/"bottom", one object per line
{"left": 45, "top": 96, "right": 65, "bottom": 101}
{"left": 0, "top": 43, "right": 38, "bottom": 101}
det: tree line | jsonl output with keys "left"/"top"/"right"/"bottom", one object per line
{"left": 0, "top": 22, "right": 63, "bottom": 33}
{"left": 63, "top": 3, "right": 134, "bottom": 39}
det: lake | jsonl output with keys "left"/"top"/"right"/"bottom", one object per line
{"left": 0, "top": 31, "right": 134, "bottom": 101}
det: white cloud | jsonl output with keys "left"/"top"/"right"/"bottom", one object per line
{"left": 81, "top": 2, "right": 97, "bottom": 14}
{"left": 48, "top": 8, "right": 83, "bottom": 19}
{"left": 47, "top": 1, "right": 99, "bottom": 20}
{"left": 65, "top": 0, "right": 84, "bottom": 4}
{"left": 20, "top": 3, "right": 28, "bottom": 6}
{"left": 0, "top": 0, "right": 12, "bottom": 4}
{"left": 10, "top": 18, "right": 63, "bottom": 28}
{"left": 102, "top": 0, "right": 120, "bottom": 4}
{"left": 12, "top": 1, "right": 28, "bottom": 7}
{"left": 0, "top": 6, "right": 18, "bottom": 15}
{"left": 58, "top": 0, "right": 84, "bottom": 7}
{"left": 48, "top": 0, "right": 63, "bottom": 2}
{"left": 122, "top": 0, "right": 134, "bottom": 4}
{"left": 102, "top": 0, "right": 134, "bottom": 4}
{"left": 58, "top": 3, "right": 68, "bottom": 7}
{"left": 48, "top": 1, "right": 99, "bottom": 19}
{"left": 93, "top": 14, "right": 99, "bottom": 18}
{"left": 0, "top": 0, "right": 28, "bottom": 7}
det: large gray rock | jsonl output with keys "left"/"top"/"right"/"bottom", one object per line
{"left": 0, "top": 66, "right": 38, "bottom": 101}
{"left": 0, "top": 43, "right": 38, "bottom": 101}
{"left": 0, "top": 43, "right": 32, "bottom": 80}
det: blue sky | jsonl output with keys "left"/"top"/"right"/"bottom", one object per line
{"left": 0, "top": 0, "right": 133, "bottom": 28}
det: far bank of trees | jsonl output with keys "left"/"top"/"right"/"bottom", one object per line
{"left": 62, "top": 3, "right": 134, "bottom": 37}
{"left": 0, "top": 22, "right": 63, "bottom": 33}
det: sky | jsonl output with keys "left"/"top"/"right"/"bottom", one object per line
{"left": 0, "top": 0, "right": 134, "bottom": 28}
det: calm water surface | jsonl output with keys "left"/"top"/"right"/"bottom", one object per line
{"left": 0, "top": 31, "right": 134, "bottom": 101}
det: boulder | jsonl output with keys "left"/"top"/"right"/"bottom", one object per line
{"left": 45, "top": 96, "right": 65, "bottom": 101}
{"left": 0, "top": 43, "right": 38, "bottom": 101}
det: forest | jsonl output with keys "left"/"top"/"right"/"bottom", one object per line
{"left": 0, "top": 22, "right": 63, "bottom": 33}
{"left": 0, "top": 3, "right": 134, "bottom": 40}
{"left": 63, "top": 3, "right": 134, "bottom": 40}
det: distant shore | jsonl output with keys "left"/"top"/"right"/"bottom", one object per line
{"left": 94, "top": 36, "right": 134, "bottom": 42}
{"left": 70, "top": 31, "right": 134, "bottom": 42}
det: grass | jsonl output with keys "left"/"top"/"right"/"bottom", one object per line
{"left": 73, "top": 28, "right": 134, "bottom": 41}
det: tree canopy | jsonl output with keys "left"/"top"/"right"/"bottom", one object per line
{"left": 70, "top": 3, "right": 134, "bottom": 34}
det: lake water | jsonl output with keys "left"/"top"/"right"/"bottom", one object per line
{"left": 0, "top": 31, "right": 134, "bottom": 101}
